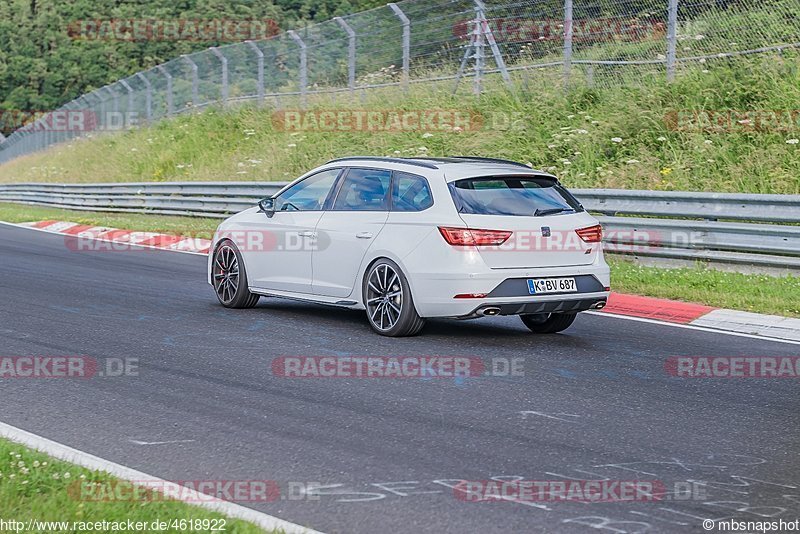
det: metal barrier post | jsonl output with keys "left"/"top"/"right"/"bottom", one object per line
{"left": 157, "top": 65, "right": 174, "bottom": 116}
{"left": 388, "top": 3, "right": 410, "bottom": 93}
{"left": 135, "top": 73, "right": 152, "bottom": 123}
{"left": 563, "top": 0, "right": 573, "bottom": 90}
{"left": 335, "top": 16, "right": 357, "bottom": 95}
{"left": 288, "top": 31, "right": 308, "bottom": 106}
{"left": 667, "top": 0, "right": 679, "bottom": 82}
{"left": 210, "top": 47, "right": 229, "bottom": 105}
{"left": 119, "top": 80, "right": 135, "bottom": 127}
{"left": 247, "top": 41, "right": 265, "bottom": 104}
{"left": 182, "top": 55, "right": 199, "bottom": 108}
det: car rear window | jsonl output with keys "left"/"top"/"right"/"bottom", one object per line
{"left": 448, "top": 176, "right": 583, "bottom": 216}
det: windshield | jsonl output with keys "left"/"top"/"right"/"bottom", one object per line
{"left": 448, "top": 176, "right": 583, "bottom": 216}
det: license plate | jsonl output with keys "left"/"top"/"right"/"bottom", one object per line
{"left": 527, "top": 277, "right": 577, "bottom": 294}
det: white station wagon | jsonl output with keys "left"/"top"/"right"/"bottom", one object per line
{"left": 208, "top": 157, "right": 610, "bottom": 336}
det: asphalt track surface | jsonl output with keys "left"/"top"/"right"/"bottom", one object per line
{"left": 1, "top": 223, "right": 798, "bottom": 534}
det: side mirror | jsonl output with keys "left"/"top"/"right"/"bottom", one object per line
{"left": 258, "top": 198, "right": 276, "bottom": 218}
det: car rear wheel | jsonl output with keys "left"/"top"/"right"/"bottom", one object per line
{"left": 520, "top": 312, "right": 577, "bottom": 333}
{"left": 212, "top": 240, "right": 260, "bottom": 309}
{"left": 363, "top": 259, "right": 425, "bottom": 337}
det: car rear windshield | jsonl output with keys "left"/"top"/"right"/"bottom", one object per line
{"left": 448, "top": 176, "right": 583, "bottom": 216}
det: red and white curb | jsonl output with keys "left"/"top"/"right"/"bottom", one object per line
{"left": 10, "top": 219, "right": 800, "bottom": 343}
{"left": 601, "top": 293, "right": 800, "bottom": 342}
{"left": 18, "top": 219, "right": 211, "bottom": 254}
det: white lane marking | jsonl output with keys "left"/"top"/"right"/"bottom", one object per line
{"left": 0, "top": 421, "right": 325, "bottom": 534}
{"left": 129, "top": 439, "right": 196, "bottom": 446}
{"left": 586, "top": 311, "right": 800, "bottom": 346}
{"left": 0, "top": 220, "right": 207, "bottom": 256}
{"left": 519, "top": 411, "right": 580, "bottom": 423}
{"left": 4, "top": 219, "right": 800, "bottom": 345}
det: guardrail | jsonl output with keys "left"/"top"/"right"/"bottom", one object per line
{"left": 1, "top": 182, "right": 798, "bottom": 271}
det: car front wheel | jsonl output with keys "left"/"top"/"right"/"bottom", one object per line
{"left": 212, "top": 240, "right": 260, "bottom": 309}
{"left": 363, "top": 259, "right": 425, "bottom": 337}
{"left": 520, "top": 312, "right": 577, "bottom": 333}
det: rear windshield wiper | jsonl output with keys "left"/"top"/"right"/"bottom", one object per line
{"left": 533, "top": 207, "right": 575, "bottom": 216}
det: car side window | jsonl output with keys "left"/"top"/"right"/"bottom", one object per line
{"left": 331, "top": 168, "right": 392, "bottom": 211}
{"left": 391, "top": 171, "right": 433, "bottom": 212}
{"left": 274, "top": 168, "right": 341, "bottom": 212}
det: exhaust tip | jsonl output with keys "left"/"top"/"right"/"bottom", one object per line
{"left": 592, "top": 301, "right": 606, "bottom": 309}
{"left": 482, "top": 307, "right": 501, "bottom": 316}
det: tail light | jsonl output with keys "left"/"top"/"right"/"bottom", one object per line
{"left": 576, "top": 224, "right": 603, "bottom": 243}
{"left": 438, "top": 227, "right": 512, "bottom": 246}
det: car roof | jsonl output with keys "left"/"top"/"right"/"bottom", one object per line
{"left": 325, "top": 156, "right": 556, "bottom": 181}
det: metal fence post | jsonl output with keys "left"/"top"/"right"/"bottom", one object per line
{"left": 94, "top": 89, "right": 107, "bottom": 132}
{"left": 104, "top": 85, "right": 120, "bottom": 133}
{"left": 473, "top": 7, "right": 485, "bottom": 95}
{"left": 334, "top": 17, "right": 357, "bottom": 95}
{"left": 86, "top": 91, "right": 104, "bottom": 133}
{"left": 210, "top": 47, "right": 229, "bottom": 105}
{"left": 32, "top": 113, "right": 42, "bottom": 151}
{"left": 563, "top": 0, "right": 573, "bottom": 90}
{"left": 666, "top": 0, "right": 678, "bottom": 82}
{"left": 157, "top": 65, "right": 174, "bottom": 116}
{"left": 119, "top": 80, "right": 135, "bottom": 127}
{"left": 70, "top": 95, "right": 95, "bottom": 138}
{"left": 247, "top": 41, "right": 265, "bottom": 104}
{"left": 40, "top": 114, "right": 49, "bottom": 151}
{"left": 475, "top": 0, "right": 510, "bottom": 87}
{"left": 135, "top": 73, "right": 152, "bottom": 123}
{"left": 104, "top": 86, "right": 119, "bottom": 115}
{"left": 388, "top": 3, "right": 410, "bottom": 92}
{"left": 58, "top": 99, "right": 77, "bottom": 142}
{"left": 182, "top": 55, "right": 199, "bottom": 108}
{"left": 288, "top": 30, "right": 308, "bottom": 107}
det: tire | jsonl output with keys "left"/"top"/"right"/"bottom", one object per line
{"left": 212, "top": 240, "right": 260, "bottom": 309}
{"left": 363, "top": 258, "right": 425, "bottom": 337}
{"left": 520, "top": 312, "right": 577, "bottom": 334}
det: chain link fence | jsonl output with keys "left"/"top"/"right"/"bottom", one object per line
{"left": 0, "top": 0, "right": 797, "bottom": 165}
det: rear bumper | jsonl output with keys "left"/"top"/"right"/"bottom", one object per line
{"left": 409, "top": 261, "right": 611, "bottom": 318}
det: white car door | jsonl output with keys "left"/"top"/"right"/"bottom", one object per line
{"left": 311, "top": 167, "right": 392, "bottom": 298}
{"left": 246, "top": 168, "right": 342, "bottom": 294}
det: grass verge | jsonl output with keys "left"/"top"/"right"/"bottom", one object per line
{"left": 0, "top": 437, "right": 273, "bottom": 532}
{"left": 609, "top": 257, "right": 800, "bottom": 317}
{"left": 2, "top": 202, "right": 797, "bottom": 317}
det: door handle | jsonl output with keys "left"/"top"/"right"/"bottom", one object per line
{"left": 299, "top": 231, "right": 316, "bottom": 238}
{"left": 356, "top": 232, "right": 373, "bottom": 239}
